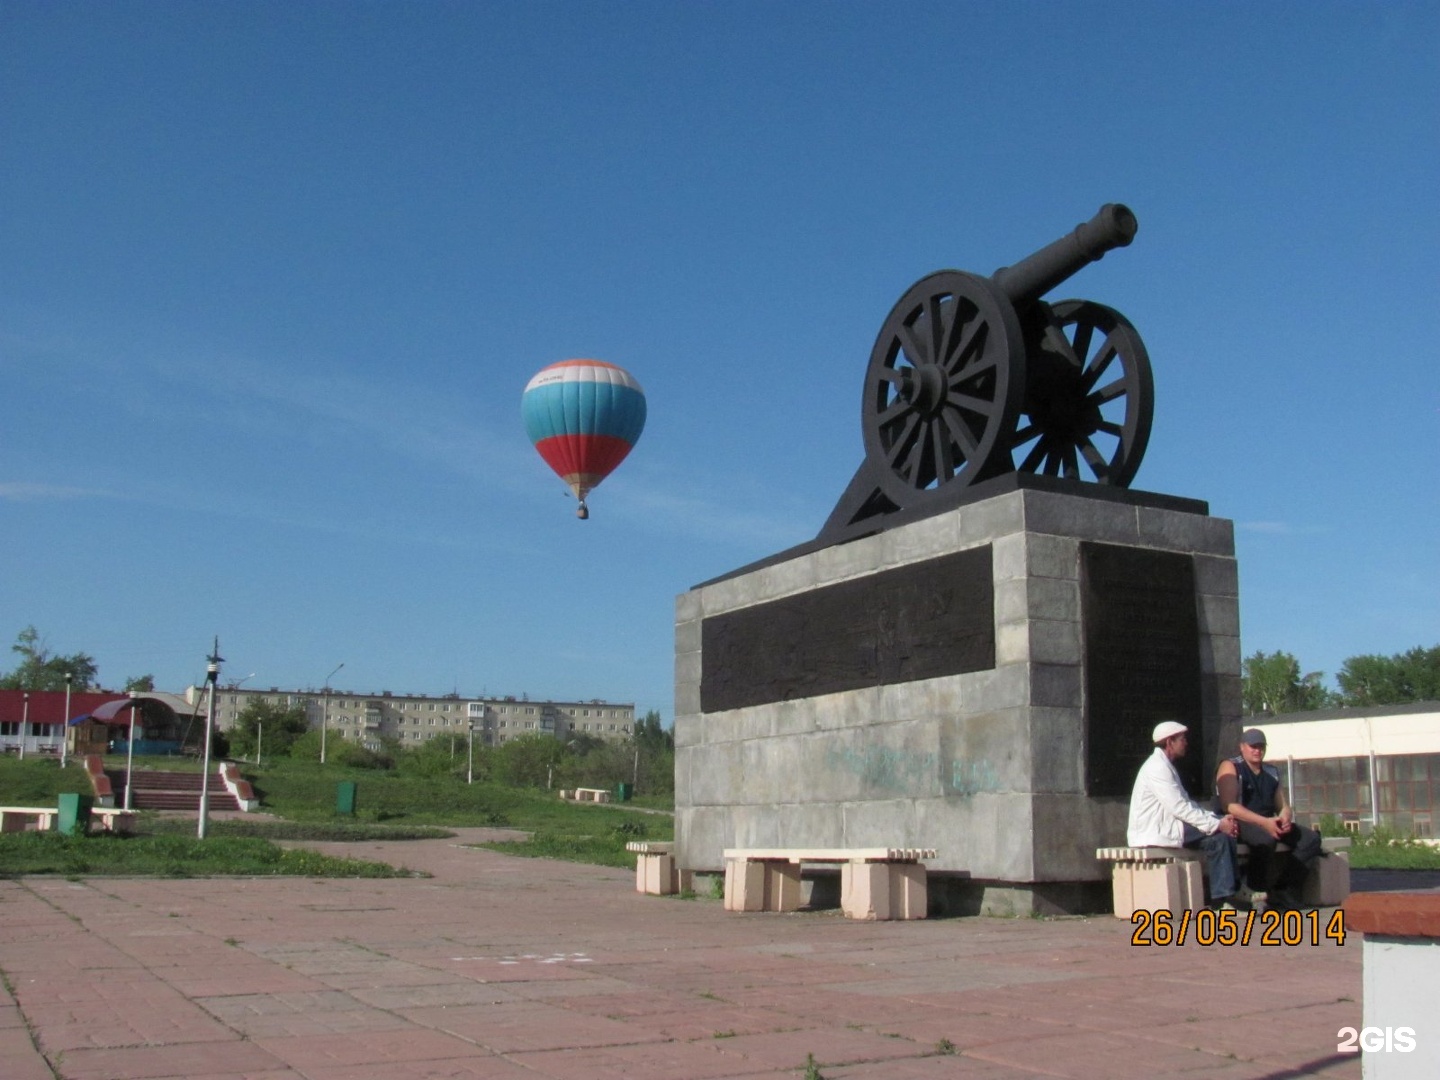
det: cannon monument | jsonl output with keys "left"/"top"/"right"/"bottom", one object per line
{"left": 674, "top": 205, "right": 1242, "bottom": 915}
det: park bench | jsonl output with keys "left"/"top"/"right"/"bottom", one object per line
{"left": 92, "top": 808, "right": 137, "bottom": 834}
{"left": 0, "top": 806, "right": 58, "bottom": 832}
{"left": 1097, "top": 836, "right": 1351, "bottom": 919}
{"left": 722, "top": 847, "right": 936, "bottom": 920}
{"left": 625, "top": 841, "right": 696, "bottom": 895}
{"left": 561, "top": 789, "right": 607, "bottom": 806}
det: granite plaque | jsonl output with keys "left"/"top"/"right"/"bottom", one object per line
{"left": 701, "top": 546, "right": 994, "bottom": 712}
{"left": 1081, "top": 542, "right": 1202, "bottom": 798}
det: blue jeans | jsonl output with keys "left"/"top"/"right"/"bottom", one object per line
{"left": 1184, "top": 826, "right": 1238, "bottom": 901}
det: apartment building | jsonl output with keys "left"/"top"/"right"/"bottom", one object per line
{"left": 190, "top": 686, "right": 636, "bottom": 751}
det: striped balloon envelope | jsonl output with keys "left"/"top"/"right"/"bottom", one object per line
{"left": 521, "top": 359, "right": 646, "bottom": 519}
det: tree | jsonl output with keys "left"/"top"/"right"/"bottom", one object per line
{"left": 495, "top": 732, "right": 567, "bottom": 788}
{"left": 0, "top": 625, "right": 99, "bottom": 690}
{"left": 124, "top": 674, "right": 155, "bottom": 692}
{"left": 228, "top": 699, "right": 310, "bottom": 760}
{"left": 1241, "top": 651, "right": 1333, "bottom": 715}
{"left": 634, "top": 709, "right": 673, "bottom": 751}
{"left": 1337, "top": 645, "right": 1440, "bottom": 706}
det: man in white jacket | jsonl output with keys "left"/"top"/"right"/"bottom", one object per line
{"left": 1128, "top": 721, "right": 1243, "bottom": 906}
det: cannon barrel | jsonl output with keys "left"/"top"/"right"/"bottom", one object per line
{"left": 990, "top": 203, "right": 1137, "bottom": 308}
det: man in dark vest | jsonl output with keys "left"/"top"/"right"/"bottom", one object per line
{"left": 1215, "top": 728, "right": 1323, "bottom": 909}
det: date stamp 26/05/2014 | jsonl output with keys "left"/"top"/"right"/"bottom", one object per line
{"left": 1129, "top": 907, "right": 1346, "bottom": 947}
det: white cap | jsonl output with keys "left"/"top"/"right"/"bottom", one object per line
{"left": 1152, "top": 721, "right": 1188, "bottom": 744}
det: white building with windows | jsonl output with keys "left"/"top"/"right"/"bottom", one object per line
{"left": 187, "top": 685, "right": 636, "bottom": 752}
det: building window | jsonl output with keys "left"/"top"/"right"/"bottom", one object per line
{"left": 1, "top": 721, "right": 19, "bottom": 737}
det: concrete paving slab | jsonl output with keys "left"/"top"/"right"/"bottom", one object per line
{"left": 0, "top": 828, "right": 1388, "bottom": 1079}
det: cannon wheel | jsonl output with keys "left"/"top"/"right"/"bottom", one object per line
{"left": 1010, "top": 298, "right": 1153, "bottom": 486}
{"left": 862, "top": 271, "right": 1026, "bottom": 506}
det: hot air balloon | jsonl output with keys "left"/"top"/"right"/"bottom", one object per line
{"left": 522, "top": 358, "right": 646, "bottom": 519}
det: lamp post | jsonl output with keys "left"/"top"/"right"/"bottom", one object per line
{"left": 61, "top": 672, "right": 73, "bottom": 767}
{"left": 198, "top": 639, "right": 222, "bottom": 840}
{"left": 123, "top": 695, "right": 138, "bottom": 810}
{"left": 319, "top": 662, "right": 344, "bottom": 764}
{"left": 467, "top": 720, "right": 476, "bottom": 785}
{"left": 20, "top": 692, "right": 29, "bottom": 759}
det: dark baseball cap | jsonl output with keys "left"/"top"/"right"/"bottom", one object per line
{"left": 1240, "top": 728, "right": 1267, "bottom": 746}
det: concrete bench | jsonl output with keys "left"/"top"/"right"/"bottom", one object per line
{"left": 722, "top": 848, "right": 936, "bottom": 920}
{"left": 0, "top": 806, "right": 58, "bottom": 832}
{"left": 1097, "top": 836, "right": 1351, "bottom": 919}
{"left": 92, "top": 808, "right": 137, "bottom": 835}
{"left": 1096, "top": 846, "right": 1206, "bottom": 919}
{"left": 625, "top": 841, "right": 695, "bottom": 896}
{"left": 571, "top": 787, "right": 612, "bottom": 803}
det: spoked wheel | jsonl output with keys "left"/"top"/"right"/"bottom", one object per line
{"left": 1010, "top": 298, "right": 1153, "bottom": 486}
{"left": 862, "top": 271, "right": 1026, "bottom": 506}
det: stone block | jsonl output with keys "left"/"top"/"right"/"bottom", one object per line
{"left": 764, "top": 862, "right": 804, "bottom": 912}
{"left": 1193, "top": 554, "right": 1239, "bottom": 597}
{"left": 1200, "top": 634, "right": 1242, "bottom": 677}
{"left": 724, "top": 858, "right": 766, "bottom": 912}
{"left": 1301, "top": 851, "right": 1350, "bottom": 907}
{"left": 676, "top": 806, "right": 729, "bottom": 870}
{"left": 773, "top": 802, "right": 845, "bottom": 849}
{"left": 995, "top": 619, "right": 1030, "bottom": 666}
{"left": 962, "top": 663, "right": 1031, "bottom": 714}
{"left": 992, "top": 533, "right": 1028, "bottom": 582}
{"left": 1119, "top": 861, "right": 1201, "bottom": 919}
{"left": 1023, "top": 490, "right": 1139, "bottom": 546}
{"left": 840, "top": 798, "right": 917, "bottom": 847}
{"left": 729, "top": 803, "right": 783, "bottom": 849}
{"left": 687, "top": 742, "right": 743, "bottom": 806}
{"left": 954, "top": 490, "right": 1025, "bottom": 548}
{"left": 994, "top": 578, "right": 1030, "bottom": 627}
{"left": 638, "top": 853, "right": 676, "bottom": 895}
{"left": 674, "top": 650, "right": 702, "bottom": 693}
{"left": 674, "top": 617, "right": 702, "bottom": 655}
{"left": 1025, "top": 576, "right": 1081, "bottom": 623}
{"left": 675, "top": 589, "right": 702, "bottom": 624}
{"left": 1137, "top": 506, "right": 1234, "bottom": 556}
{"left": 1028, "top": 619, "right": 1082, "bottom": 666}
{"left": 889, "top": 862, "right": 928, "bottom": 919}
{"left": 1031, "top": 663, "right": 1082, "bottom": 709}
{"left": 772, "top": 696, "right": 821, "bottom": 737}
{"left": 812, "top": 685, "right": 884, "bottom": 732}
{"left": 674, "top": 681, "right": 701, "bottom": 721}
{"left": 940, "top": 710, "right": 1028, "bottom": 795}
{"left": 673, "top": 716, "right": 702, "bottom": 750}
{"left": 1026, "top": 532, "right": 1079, "bottom": 580}
{"left": 1196, "top": 593, "right": 1240, "bottom": 638}
{"left": 880, "top": 512, "right": 962, "bottom": 568}
{"left": 815, "top": 537, "right": 881, "bottom": 585}
{"left": 840, "top": 861, "right": 891, "bottom": 920}
{"left": 1027, "top": 712, "right": 1084, "bottom": 796}
{"left": 701, "top": 557, "right": 817, "bottom": 618}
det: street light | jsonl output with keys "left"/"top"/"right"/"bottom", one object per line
{"left": 61, "top": 672, "right": 73, "bottom": 767}
{"left": 319, "top": 662, "right": 344, "bottom": 764}
{"left": 198, "top": 638, "right": 223, "bottom": 840}
{"left": 20, "top": 692, "right": 29, "bottom": 760}
{"left": 467, "top": 720, "right": 476, "bottom": 785}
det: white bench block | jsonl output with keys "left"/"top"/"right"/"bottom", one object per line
{"left": 637, "top": 853, "right": 676, "bottom": 896}
{"left": 724, "top": 858, "right": 766, "bottom": 912}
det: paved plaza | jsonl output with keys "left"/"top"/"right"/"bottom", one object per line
{"left": 1, "top": 830, "right": 1369, "bottom": 1079}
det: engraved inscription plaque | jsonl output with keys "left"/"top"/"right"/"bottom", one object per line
{"left": 701, "top": 546, "right": 994, "bottom": 713}
{"left": 1081, "top": 543, "right": 1202, "bottom": 798}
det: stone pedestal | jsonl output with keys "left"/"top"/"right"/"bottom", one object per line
{"left": 674, "top": 485, "right": 1241, "bottom": 915}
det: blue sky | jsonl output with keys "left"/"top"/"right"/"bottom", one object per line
{"left": 2, "top": 1, "right": 1436, "bottom": 715}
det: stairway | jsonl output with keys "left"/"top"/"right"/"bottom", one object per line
{"left": 105, "top": 768, "right": 243, "bottom": 812}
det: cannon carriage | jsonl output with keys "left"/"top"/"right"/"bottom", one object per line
{"left": 821, "top": 203, "right": 1154, "bottom": 544}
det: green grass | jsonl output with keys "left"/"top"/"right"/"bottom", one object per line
{"left": 0, "top": 831, "right": 416, "bottom": 878}
{"left": 1346, "top": 835, "right": 1440, "bottom": 870}
{"left": 143, "top": 818, "right": 453, "bottom": 842}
